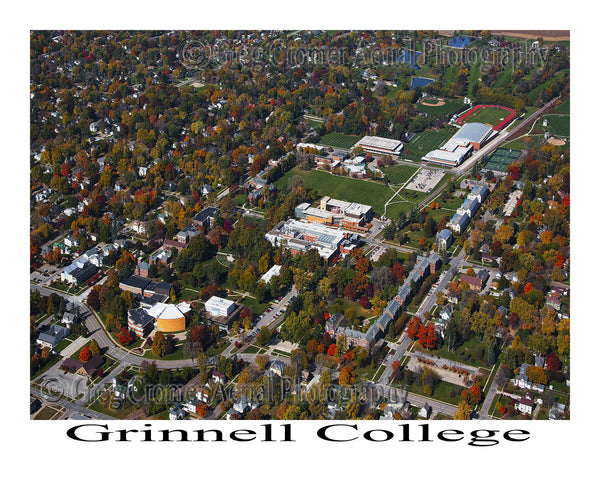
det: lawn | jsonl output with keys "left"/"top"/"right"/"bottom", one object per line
{"left": 402, "top": 129, "right": 455, "bottom": 160}
{"left": 318, "top": 132, "right": 361, "bottom": 149}
{"left": 382, "top": 164, "right": 419, "bottom": 185}
{"left": 544, "top": 114, "right": 570, "bottom": 137}
{"left": 554, "top": 97, "right": 570, "bottom": 114}
{"left": 275, "top": 166, "right": 394, "bottom": 216}
{"left": 492, "top": 69, "right": 513, "bottom": 90}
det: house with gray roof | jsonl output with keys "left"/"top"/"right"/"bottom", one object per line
{"left": 37, "top": 324, "right": 70, "bottom": 349}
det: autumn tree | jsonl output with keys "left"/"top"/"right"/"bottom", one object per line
{"left": 152, "top": 331, "right": 167, "bottom": 357}
{"left": 79, "top": 346, "right": 91, "bottom": 362}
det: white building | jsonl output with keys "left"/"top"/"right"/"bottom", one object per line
{"left": 205, "top": 296, "right": 236, "bottom": 317}
{"left": 260, "top": 264, "right": 282, "bottom": 286}
{"left": 354, "top": 136, "right": 404, "bottom": 156}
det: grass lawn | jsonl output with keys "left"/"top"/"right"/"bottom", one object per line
{"left": 493, "top": 69, "right": 513, "bottom": 90}
{"left": 382, "top": 164, "right": 420, "bottom": 185}
{"left": 318, "top": 132, "right": 361, "bottom": 149}
{"left": 275, "top": 166, "right": 394, "bottom": 216}
{"left": 393, "top": 379, "right": 463, "bottom": 406}
{"left": 467, "top": 66, "right": 481, "bottom": 97}
{"left": 415, "top": 336, "right": 492, "bottom": 369}
{"left": 554, "top": 97, "right": 570, "bottom": 114}
{"left": 244, "top": 345, "right": 267, "bottom": 355}
{"left": 543, "top": 114, "right": 570, "bottom": 137}
{"left": 402, "top": 129, "right": 455, "bottom": 160}
{"left": 241, "top": 296, "right": 270, "bottom": 316}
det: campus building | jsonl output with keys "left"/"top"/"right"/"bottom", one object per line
{"left": 295, "top": 196, "right": 373, "bottom": 233}
{"left": 354, "top": 136, "right": 404, "bottom": 157}
{"left": 127, "top": 301, "right": 191, "bottom": 336}
{"left": 265, "top": 219, "right": 359, "bottom": 262}
{"left": 204, "top": 296, "right": 242, "bottom": 332}
{"left": 422, "top": 122, "right": 495, "bottom": 167}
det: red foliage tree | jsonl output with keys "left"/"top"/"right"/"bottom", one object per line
{"left": 118, "top": 327, "right": 134, "bottom": 346}
{"left": 524, "top": 283, "right": 533, "bottom": 294}
{"left": 79, "top": 346, "right": 91, "bottom": 362}
{"left": 545, "top": 353, "right": 562, "bottom": 372}
{"left": 406, "top": 316, "right": 422, "bottom": 340}
{"left": 343, "top": 283, "right": 356, "bottom": 300}
{"left": 327, "top": 344, "right": 337, "bottom": 357}
{"left": 359, "top": 295, "right": 371, "bottom": 309}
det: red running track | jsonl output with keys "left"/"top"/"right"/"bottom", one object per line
{"left": 455, "top": 104, "right": 516, "bottom": 131}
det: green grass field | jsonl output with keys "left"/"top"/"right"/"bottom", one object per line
{"left": 416, "top": 98, "right": 466, "bottom": 117}
{"left": 462, "top": 106, "right": 511, "bottom": 126}
{"left": 402, "top": 129, "right": 455, "bottom": 160}
{"left": 544, "top": 114, "right": 570, "bottom": 137}
{"left": 382, "top": 164, "right": 419, "bottom": 185}
{"left": 276, "top": 167, "right": 393, "bottom": 215}
{"left": 492, "top": 69, "right": 513, "bottom": 90}
{"left": 555, "top": 97, "right": 570, "bottom": 114}
{"left": 318, "top": 132, "right": 361, "bottom": 149}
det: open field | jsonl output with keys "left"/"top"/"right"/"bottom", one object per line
{"left": 417, "top": 98, "right": 466, "bottom": 116}
{"left": 460, "top": 105, "right": 512, "bottom": 127}
{"left": 544, "top": 114, "right": 570, "bottom": 137}
{"left": 402, "top": 129, "right": 456, "bottom": 160}
{"left": 382, "top": 164, "right": 420, "bottom": 185}
{"left": 318, "top": 132, "right": 361, "bottom": 149}
{"left": 276, "top": 167, "right": 393, "bottom": 215}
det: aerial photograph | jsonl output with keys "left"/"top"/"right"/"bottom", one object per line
{"left": 29, "top": 29, "right": 571, "bottom": 425}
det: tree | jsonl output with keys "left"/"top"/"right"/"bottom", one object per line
{"left": 338, "top": 366, "right": 353, "bottom": 386}
{"left": 88, "top": 339, "right": 100, "bottom": 357}
{"left": 118, "top": 326, "right": 134, "bottom": 345}
{"left": 152, "top": 331, "right": 167, "bottom": 357}
{"left": 256, "top": 326, "right": 272, "bottom": 346}
{"left": 545, "top": 352, "right": 562, "bottom": 372}
{"left": 255, "top": 354, "right": 269, "bottom": 371}
{"left": 79, "top": 346, "right": 91, "bottom": 362}
{"left": 406, "top": 316, "right": 422, "bottom": 340}
{"left": 454, "top": 400, "right": 471, "bottom": 420}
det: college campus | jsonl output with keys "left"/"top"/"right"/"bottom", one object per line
{"left": 30, "top": 29, "right": 570, "bottom": 423}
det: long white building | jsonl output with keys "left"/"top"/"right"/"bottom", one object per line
{"left": 354, "top": 135, "right": 404, "bottom": 156}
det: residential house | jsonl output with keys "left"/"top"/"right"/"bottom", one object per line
{"left": 460, "top": 273, "right": 484, "bottom": 292}
{"left": 112, "top": 377, "right": 136, "bottom": 400}
{"left": 37, "top": 325, "right": 70, "bottom": 349}
{"left": 546, "top": 291, "right": 562, "bottom": 311}
{"left": 516, "top": 395, "right": 535, "bottom": 415}
{"left": 418, "top": 403, "right": 432, "bottom": 419}
{"left": 169, "top": 404, "right": 186, "bottom": 420}
{"left": 269, "top": 360, "right": 286, "bottom": 377}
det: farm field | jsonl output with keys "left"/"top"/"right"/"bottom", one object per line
{"left": 318, "top": 132, "right": 361, "bottom": 149}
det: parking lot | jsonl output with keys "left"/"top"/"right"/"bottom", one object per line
{"left": 405, "top": 168, "right": 444, "bottom": 192}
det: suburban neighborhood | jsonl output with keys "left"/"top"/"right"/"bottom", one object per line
{"left": 30, "top": 29, "right": 570, "bottom": 423}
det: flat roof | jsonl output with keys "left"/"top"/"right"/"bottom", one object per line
{"left": 356, "top": 135, "right": 403, "bottom": 152}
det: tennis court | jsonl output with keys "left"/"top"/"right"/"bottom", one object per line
{"left": 484, "top": 148, "right": 522, "bottom": 172}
